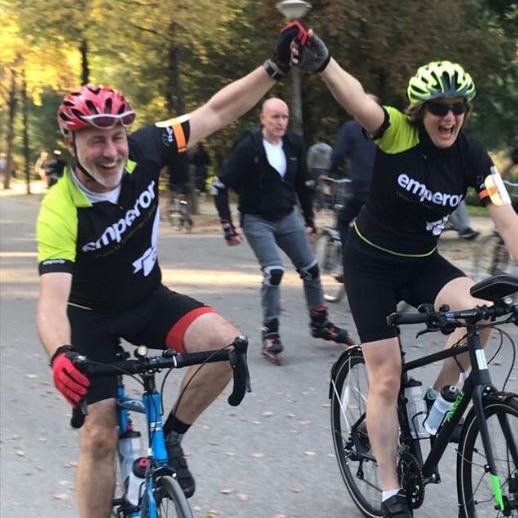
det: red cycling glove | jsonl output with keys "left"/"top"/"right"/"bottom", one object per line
{"left": 50, "top": 345, "right": 90, "bottom": 407}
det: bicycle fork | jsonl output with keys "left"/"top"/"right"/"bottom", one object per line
{"left": 423, "top": 328, "right": 516, "bottom": 513}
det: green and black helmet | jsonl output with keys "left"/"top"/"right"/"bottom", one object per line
{"left": 407, "top": 61, "right": 476, "bottom": 105}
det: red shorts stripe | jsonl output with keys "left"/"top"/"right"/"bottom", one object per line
{"left": 165, "top": 306, "right": 215, "bottom": 353}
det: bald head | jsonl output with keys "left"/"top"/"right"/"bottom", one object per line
{"left": 260, "top": 97, "right": 289, "bottom": 143}
{"left": 261, "top": 97, "right": 289, "bottom": 115}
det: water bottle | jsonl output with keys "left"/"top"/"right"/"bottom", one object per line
{"left": 117, "top": 428, "right": 142, "bottom": 499}
{"left": 125, "top": 457, "right": 149, "bottom": 508}
{"left": 424, "top": 385, "right": 459, "bottom": 435}
{"left": 404, "top": 379, "right": 429, "bottom": 439}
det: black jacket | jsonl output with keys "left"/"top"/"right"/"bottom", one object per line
{"left": 215, "top": 130, "right": 314, "bottom": 225}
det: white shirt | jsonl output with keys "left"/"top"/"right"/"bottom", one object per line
{"left": 263, "top": 139, "right": 287, "bottom": 178}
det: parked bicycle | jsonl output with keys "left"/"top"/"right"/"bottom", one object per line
{"left": 472, "top": 181, "right": 518, "bottom": 288}
{"left": 314, "top": 176, "right": 351, "bottom": 303}
{"left": 69, "top": 336, "right": 250, "bottom": 518}
{"left": 330, "top": 273, "right": 518, "bottom": 517}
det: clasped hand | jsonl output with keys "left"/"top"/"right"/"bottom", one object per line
{"left": 279, "top": 23, "right": 330, "bottom": 74}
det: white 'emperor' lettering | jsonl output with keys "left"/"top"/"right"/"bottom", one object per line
{"left": 397, "top": 174, "right": 461, "bottom": 207}
{"left": 82, "top": 181, "right": 156, "bottom": 252}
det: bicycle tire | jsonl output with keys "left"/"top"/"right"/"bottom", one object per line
{"left": 330, "top": 348, "right": 382, "bottom": 517}
{"left": 457, "top": 395, "right": 518, "bottom": 518}
{"left": 471, "top": 233, "right": 514, "bottom": 282}
{"left": 144, "top": 474, "right": 195, "bottom": 518}
{"left": 315, "top": 230, "right": 346, "bottom": 303}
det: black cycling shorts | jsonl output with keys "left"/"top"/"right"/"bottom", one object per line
{"left": 344, "top": 231, "right": 465, "bottom": 343}
{"left": 68, "top": 284, "right": 213, "bottom": 403}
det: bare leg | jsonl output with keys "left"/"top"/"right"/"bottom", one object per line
{"left": 362, "top": 337, "right": 403, "bottom": 490}
{"left": 172, "top": 312, "right": 236, "bottom": 424}
{"left": 433, "top": 277, "right": 492, "bottom": 390}
{"left": 76, "top": 398, "right": 118, "bottom": 518}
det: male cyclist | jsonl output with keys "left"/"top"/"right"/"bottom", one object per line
{"left": 290, "top": 26, "right": 518, "bottom": 517}
{"left": 36, "top": 24, "right": 303, "bottom": 518}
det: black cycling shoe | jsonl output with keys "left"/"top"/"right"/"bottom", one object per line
{"left": 381, "top": 490, "right": 413, "bottom": 517}
{"left": 166, "top": 441, "right": 195, "bottom": 498}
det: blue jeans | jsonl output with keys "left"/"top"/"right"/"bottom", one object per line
{"left": 242, "top": 209, "right": 325, "bottom": 322}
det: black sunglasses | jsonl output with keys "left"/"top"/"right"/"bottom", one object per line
{"left": 425, "top": 101, "right": 469, "bottom": 117}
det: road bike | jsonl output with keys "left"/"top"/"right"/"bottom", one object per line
{"left": 168, "top": 191, "right": 193, "bottom": 233}
{"left": 69, "top": 336, "right": 250, "bottom": 518}
{"left": 314, "top": 176, "right": 351, "bottom": 303}
{"left": 329, "top": 273, "right": 518, "bottom": 517}
{"left": 471, "top": 181, "right": 518, "bottom": 290}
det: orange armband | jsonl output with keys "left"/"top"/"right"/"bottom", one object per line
{"left": 479, "top": 168, "right": 511, "bottom": 206}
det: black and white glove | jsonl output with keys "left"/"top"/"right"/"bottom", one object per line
{"left": 263, "top": 21, "right": 308, "bottom": 80}
{"left": 221, "top": 219, "right": 238, "bottom": 241}
{"left": 297, "top": 30, "right": 331, "bottom": 73}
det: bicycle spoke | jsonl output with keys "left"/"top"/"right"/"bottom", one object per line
{"left": 458, "top": 399, "right": 518, "bottom": 517}
{"left": 330, "top": 350, "right": 383, "bottom": 517}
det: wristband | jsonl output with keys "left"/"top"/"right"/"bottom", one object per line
{"left": 316, "top": 54, "right": 331, "bottom": 73}
{"left": 263, "top": 59, "right": 285, "bottom": 81}
{"left": 50, "top": 344, "right": 73, "bottom": 366}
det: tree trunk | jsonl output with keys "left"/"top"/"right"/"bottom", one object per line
{"left": 21, "top": 70, "right": 31, "bottom": 194}
{"left": 80, "top": 39, "right": 90, "bottom": 85}
{"left": 3, "top": 70, "right": 17, "bottom": 190}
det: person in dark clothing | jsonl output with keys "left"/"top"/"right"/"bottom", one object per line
{"left": 292, "top": 26, "right": 518, "bottom": 517}
{"left": 191, "top": 142, "right": 210, "bottom": 194}
{"left": 331, "top": 111, "right": 377, "bottom": 252}
{"left": 214, "top": 97, "right": 355, "bottom": 365}
{"left": 43, "top": 149, "right": 67, "bottom": 188}
{"left": 35, "top": 20, "right": 312, "bottom": 515}
{"left": 164, "top": 151, "right": 193, "bottom": 227}
{"left": 166, "top": 150, "right": 191, "bottom": 195}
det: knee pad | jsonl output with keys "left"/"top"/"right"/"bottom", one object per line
{"left": 263, "top": 266, "right": 284, "bottom": 286}
{"left": 298, "top": 261, "right": 319, "bottom": 281}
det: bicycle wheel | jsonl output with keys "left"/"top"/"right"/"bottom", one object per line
{"left": 143, "top": 475, "right": 195, "bottom": 518}
{"left": 457, "top": 396, "right": 518, "bottom": 517}
{"left": 315, "top": 230, "right": 346, "bottom": 303}
{"left": 471, "top": 233, "right": 514, "bottom": 281}
{"left": 330, "top": 348, "right": 382, "bottom": 517}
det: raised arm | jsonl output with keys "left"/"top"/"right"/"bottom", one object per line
{"left": 188, "top": 22, "right": 307, "bottom": 147}
{"left": 293, "top": 29, "right": 385, "bottom": 136}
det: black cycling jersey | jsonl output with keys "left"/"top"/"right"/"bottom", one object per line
{"left": 355, "top": 106, "right": 494, "bottom": 256}
{"left": 37, "top": 118, "right": 190, "bottom": 312}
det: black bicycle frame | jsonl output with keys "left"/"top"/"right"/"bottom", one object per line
{"left": 399, "top": 322, "right": 515, "bottom": 508}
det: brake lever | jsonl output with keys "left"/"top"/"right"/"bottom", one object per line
{"left": 227, "top": 336, "right": 252, "bottom": 406}
{"left": 70, "top": 400, "right": 88, "bottom": 429}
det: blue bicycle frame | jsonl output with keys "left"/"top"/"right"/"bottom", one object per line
{"left": 117, "top": 374, "right": 174, "bottom": 517}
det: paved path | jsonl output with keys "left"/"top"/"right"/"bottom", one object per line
{"left": 0, "top": 188, "right": 515, "bottom": 518}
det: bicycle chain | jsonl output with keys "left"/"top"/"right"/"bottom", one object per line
{"left": 398, "top": 450, "right": 425, "bottom": 509}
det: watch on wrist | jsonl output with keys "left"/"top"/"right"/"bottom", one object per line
{"left": 263, "top": 59, "right": 285, "bottom": 80}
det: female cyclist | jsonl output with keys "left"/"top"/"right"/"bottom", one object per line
{"left": 288, "top": 25, "right": 518, "bottom": 518}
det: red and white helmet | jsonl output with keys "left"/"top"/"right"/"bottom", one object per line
{"left": 57, "top": 83, "right": 135, "bottom": 133}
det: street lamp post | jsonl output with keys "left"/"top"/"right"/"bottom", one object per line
{"left": 275, "top": 0, "right": 312, "bottom": 136}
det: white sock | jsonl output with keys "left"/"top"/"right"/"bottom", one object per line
{"left": 382, "top": 489, "right": 401, "bottom": 501}
{"left": 426, "top": 386, "right": 439, "bottom": 399}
